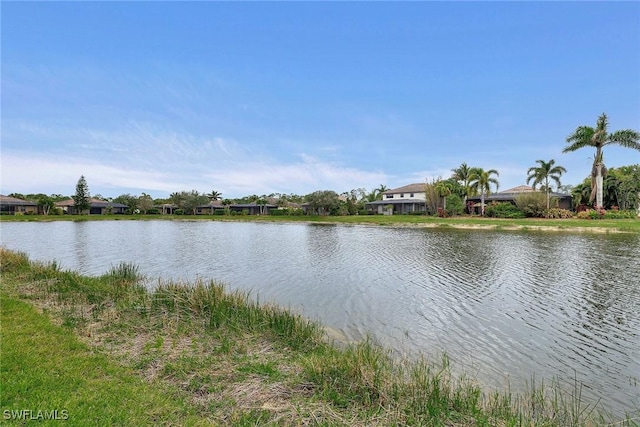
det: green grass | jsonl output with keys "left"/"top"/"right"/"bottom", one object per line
{"left": 0, "top": 296, "right": 208, "bottom": 426}
{"left": 1, "top": 249, "right": 637, "bottom": 426}
{"left": 2, "top": 212, "right": 639, "bottom": 233}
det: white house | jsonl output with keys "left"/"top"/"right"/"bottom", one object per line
{"left": 365, "top": 183, "right": 427, "bottom": 214}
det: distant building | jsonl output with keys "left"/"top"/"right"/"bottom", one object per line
{"left": 365, "top": 183, "right": 427, "bottom": 214}
{"left": 0, "top": 195, "right": 38, "bottom": 215}
{"left": 466, "top": 185, "right": 573, "bottom": 212}
{"left": 55, "top": 198, "right": 128, "bottom": 215}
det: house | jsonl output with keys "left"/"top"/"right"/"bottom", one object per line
{"left": 55, "top": 198, "right": 128, "bottom": 215}
{"left": 365, "top": 183, "right": 427, "bottom": 215}
{"left": 0, "top": 195, "right": 38, "bottom": 215}
{"left": 229, "top": 201, "right": 277, "bottom": 215}
{"left": 157, "top": 203, "right": 178, "bottom": 215}
{"left": 195, "top": 200, "right": 224, "bottom": 215}
{"left": 466, "top": 185, "right": 573, "bottom": 212}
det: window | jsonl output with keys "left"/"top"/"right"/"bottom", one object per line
{"left": 400, "top": 193, "right": 404, "bottom": 198}
{"left": 410, "top": 193, "right": 414, "bottom": 197}
{"left": 385, "top": 194, "right": 393, "bottom": 199}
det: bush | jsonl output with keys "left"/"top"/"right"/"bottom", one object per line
{"left": 577, "top": 208, "right": 607, "bottom": 220}
{"left": 269, "top": 209, "right": 287, "bottom": 216}
{"left": 174, "top": 209, "right": 184, "bottom": 215}
{"left": 603, "top": 209, "right": 637, "bottom": 219}
{"left": 515, "top": 192, "right": 547, "bottom": 218}
{"left": 445, "top": 194, "right": 464, "bottom": 216}
{"left": 544, "top": 208, "right": 574, "bottom": 219}
{"left": 485, "top": 202, "right": 525, "bottom": 218}
{"left": 214, "top": 210, "right": 226, "bottom": 215}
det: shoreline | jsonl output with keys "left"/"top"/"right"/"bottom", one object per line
{"left": 2, "top": 248, "right": 633, "bottom": 425}
{"left": 3, "top": 214, "right": 638, "bottom": 234}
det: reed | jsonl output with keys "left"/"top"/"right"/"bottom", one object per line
{"left": 1, "top": 248, "right": 636, "bottom": 426}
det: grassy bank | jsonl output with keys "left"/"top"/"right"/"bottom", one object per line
{"left": 0, "top": 249, "right": 636, "bottom": 426}
{"left": 2, "top": 213, "right": 640, "bottom": 233}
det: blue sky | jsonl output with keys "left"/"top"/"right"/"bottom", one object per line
{"left": 2, "top": 2, "right": 639, "bottom": 199}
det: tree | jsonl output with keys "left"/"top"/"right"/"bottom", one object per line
{"left": 305, "top": 190, "right": 340, "bottom": 215}
{"left": 37, "top": 195, "right": 55, "bottom": 216}
{"left": 571, "top": 179, "right": 592, "bottom": 209}
{"left": 113, "top": 193, "right": 138, "bottom": 214}
{"left": 526, "top": 159, "right": 567, "bottom": 211}
{"left": 451, "top": 162, "right": 478, "bottom": 199}
{"left": 434, "top": 179, "right": 453, "bottom": 211}
{"left": 376, "top": 184, "right": 388, "bottom": 195}
{"left": 72, "top": 175, "right": 91, "bottom": 214}
{"left": 207, "top": 190, "right": 222, "bottom": 201}
{"left": 179, "top": 190, "right": 209, "bottom": 215}
{"left": 470, "top": 168, "right": 499, "bottom": 216}
{"left": 563, "top": 113, "right": 640, "bottom": 208}
{"left": 138, "top": 193, "right": 154, "bottom": 214}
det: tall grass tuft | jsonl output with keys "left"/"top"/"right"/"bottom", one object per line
{"left": 304, "top": 338, "right": 392, "bottom": 408}
{"left": 105, "top": 262, "right": 140, "bottom": 284}
{"left": 147, "top": 280, "right": 322, "bottom": 350}
{"left": 0, "top": 248, "right": 30, "bottom": 272}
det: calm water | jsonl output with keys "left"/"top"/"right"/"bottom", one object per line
{"left": 1, "top": 220, "right": 639, "bottom": 415}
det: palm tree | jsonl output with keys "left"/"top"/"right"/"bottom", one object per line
{"left": 207, "top": 190, "right": 222, "bottom": 201}
{"left": 563, "top": 113, "right": 640, "bottom": 208}
{"left": 526, "top": 159, "right": 567, "bottom": 210}
{"left": 451, "top": 163, "right": 477, "bottom": 199}
{"left": 434, "top": 180, "right": 453, "bottom": 211}
{"left": 470, "top": 168, "right": 499, "bottom": 216}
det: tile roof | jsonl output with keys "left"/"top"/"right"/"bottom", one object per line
{"left": 0, "top": 195, "right": 37, "bottom": 206}
{"left": 54, "top": 198, "right": 128, "bottom": 208}
{"left": 385, "top": 183, "right": 426, "bottom": 194}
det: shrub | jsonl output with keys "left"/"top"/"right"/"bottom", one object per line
{"left": 269, "top": 209, "right": 286, "bottom": 216}
{"left": 544, "top": 208, "right": 574, "bottom": 219}
{"left": 515, "top": 192, "right": 547, "bottom": 218}
{"left": 577, "top": 209, "right": 606, "bottom": 220}
{"left": 485, "top": 202, "right": 525, "bottom": 218}
{"left": 604, "top": 209, "right": 637, "bottom": 219}
{"left": 445, "top": 194, "right": 464, "bottom": 216}
{"left": 174, "top": 209, "right": 184, "bottom": 215}
{"left": 214, "top": 210, "right": 225, "bottom": 215}
{"left": 146, "top": 208, "right": 159, "bottom": 215}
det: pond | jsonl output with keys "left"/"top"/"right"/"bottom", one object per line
{"left": 1, "top": 220, "right": 638, "bottom": 416}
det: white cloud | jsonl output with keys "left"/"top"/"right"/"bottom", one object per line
{"left": 1, "top": 115, "right": 390, "bottom": 198}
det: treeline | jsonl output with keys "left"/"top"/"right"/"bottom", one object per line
{"left": 6, "top": 165, "right": 639, "bottom": 218}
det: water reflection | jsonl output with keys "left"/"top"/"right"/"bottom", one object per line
{"left": 1, "top": 221, "right": 638, "bottom": 415}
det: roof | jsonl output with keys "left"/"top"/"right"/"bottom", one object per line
{"left": 232, "top": 202, "right": 277, "bottom": 208}
{"left": 55, "top": 198, "right": 128, "bottom": 208}
{"left": 366, "top": 199, "right": 426, "bottom": 206}
{"left": 384, "top": 183, "right": 426, "bottom": 194}
{"left": 197, "top": 200, "right": 224, "bottom": 208}
{"left": 0, "top": 195, "right": 37, "bottom": 206}
{"left": 467, "top": 187, "right": 571, "bottom": 202}
{"left": 499, "top": 185, "right": 534, "bottom": 194}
